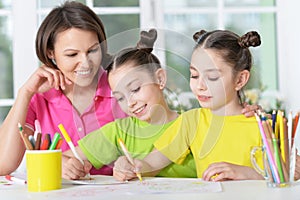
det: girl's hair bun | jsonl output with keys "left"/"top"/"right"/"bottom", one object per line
{"left": 238, "top": 31, "right": 261, "bottom": 48}
{"left": 193, "top": 30, "right": 207, "bottom": 43}
{"left": 136, "top": 29, "right": 157, "bottom": 53}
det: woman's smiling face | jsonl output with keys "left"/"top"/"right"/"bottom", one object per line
{"left": 51, "top": 28, "right": 102, "bottom": 87}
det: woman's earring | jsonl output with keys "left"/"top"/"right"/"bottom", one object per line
{"left": 159, "top": 82, "right": 165, "bottom": 89}
{"left": 51, "top": 59, "right": 57, "bottom": 65}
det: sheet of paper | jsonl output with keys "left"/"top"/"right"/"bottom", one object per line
{"left": 127, "top": 177, "right": 222, "bottom": 194}
{"left": 62, "top": 175, "right": 126, "bottom": 185}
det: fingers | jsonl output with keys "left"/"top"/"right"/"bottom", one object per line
{"left": 202, "top": 162, "right": 226, "bottom": 181}
{"left": 83, "top": 160, "right": 93, "bottom": 174}
{"left": 203, "top": 162, "right": 262, "bottom": 181}
{"left": 202, "top": 162, "right": 238, "bottom": 181}
{"left": 42, "top": 66, "right": 70, "bottom": 90}
{"left": 28, "top": 65, "right": 72, "bottom": 93}
{"left": 62, "top": 157, "right": 88, "bottom": 180}
{"left": 242, "top": 104, "right": 262, "bottom": 117}
{"left": 113, "top": 167, "right": 137, "bottom": 181}
{"left": 113, "top": 156, "right": 137, "bottom": 181}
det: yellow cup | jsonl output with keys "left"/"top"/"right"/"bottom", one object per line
{"left": 26, "top": 150, "right": 62, "bottom": 192}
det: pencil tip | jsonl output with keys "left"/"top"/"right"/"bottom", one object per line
{"left": 18, "top": 123, "right": 23, "bottom": 130}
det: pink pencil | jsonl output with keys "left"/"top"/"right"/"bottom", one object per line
{"left": 255, "top": 114, "right": 281, "bottom": 183}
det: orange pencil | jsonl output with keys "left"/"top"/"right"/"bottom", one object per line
{"left": 292, "top": 112, "right": 299, "bottom": 141}
{"left": 40, "top": 134, "right": 51, "bottom": 150}
{"left": 55, "top": 138, "right": 63, "bottom": 149}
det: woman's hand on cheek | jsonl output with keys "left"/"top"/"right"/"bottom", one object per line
{"left": 22, "top": 65, "right": 70, "bottom": 95}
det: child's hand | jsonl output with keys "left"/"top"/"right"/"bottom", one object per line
{"left": 113, "top": 156, "right": 142, "bottom": 181}
{"left": 202, "top": 162, "right": 264, "bottom": 181}
{"left": 62, "top": 156, "right": 92, "bottom": 180}
{"left": 241, "top": 102, "right": 263, "bottom": 117}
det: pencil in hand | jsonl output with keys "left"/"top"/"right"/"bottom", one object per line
{"left": 58, "top": 123, "right": 91, "bottom": 179}
{"left": 118, "top": 138, "right": 142, "bottom": 181}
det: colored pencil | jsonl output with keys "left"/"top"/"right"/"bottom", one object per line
{"left": 118, "top": 138, "right": 143, "bottom": 182}
{"left": 255, "top": 114, "right": 280, "bottom": 183}
{"left": 18, "top": 123, "right": 33, "bottom": 150}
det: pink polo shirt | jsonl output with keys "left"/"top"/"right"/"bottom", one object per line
{"left": 25, "top": 68, "right": 127, "bottom": 175}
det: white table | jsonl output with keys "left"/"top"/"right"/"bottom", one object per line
{"left": 1, "top": 177, "right": 300, "bottom": 200}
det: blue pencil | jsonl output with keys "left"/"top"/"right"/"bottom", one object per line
{"left": 272, "top": 110, "right": 277, "bottom": 132}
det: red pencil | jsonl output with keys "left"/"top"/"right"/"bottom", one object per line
{"left": 5, "top": 175, "right": 27, "bottom": 184}
{"left": 40, "top": 134, "right": 51, "bottom": 150}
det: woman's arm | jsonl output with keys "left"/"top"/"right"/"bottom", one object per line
{"left": 0, "top": 88, "right": 34, "bottom": 175}
{"left": 0, "top": 65, "right": 71, "bottom": 175}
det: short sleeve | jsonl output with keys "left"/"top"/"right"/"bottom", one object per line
{"left": 78, "top": 122, "right": 120, "bottom": 169}
{"left": 25, "top": 95, "right": 37, "bottom": 131}
{"left": 154, "top": 111, "right": 197, "bottom": 165}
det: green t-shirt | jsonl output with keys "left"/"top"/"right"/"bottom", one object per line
{"left": 78, "top": 117, "right": 196, "bottom": 178}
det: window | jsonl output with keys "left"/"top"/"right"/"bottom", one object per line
{"left": 0, "top": 0, "right": 283, "bottom": 123}
{"left": 0, "top": 0, "right": 13, "bottom": 123}
{"left": 159, "top": 0, "right": 277, "bottom": 109}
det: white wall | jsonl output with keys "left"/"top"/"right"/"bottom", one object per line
{"left": 277, "top": 0, "right": 300, "bottom": 112}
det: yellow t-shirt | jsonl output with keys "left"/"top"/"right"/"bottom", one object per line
{"left": 154, "top": 108, "right": 262, "bottom": 178}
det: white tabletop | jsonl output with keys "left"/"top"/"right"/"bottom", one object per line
{"left": 1, "top": 176, "right": 300, "bottom": 200}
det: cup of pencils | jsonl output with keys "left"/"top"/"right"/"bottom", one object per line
{"left": 18, "top": 123, "right": 63, "bottom": 192}
{"left": 251, "top": 138, "right": 294, "bottom": 188}
{"left": 26, "top": 149, "right": 62, "bottom": 192}
{"left": 252, "top": 111, "right": 297, "bottom": 188}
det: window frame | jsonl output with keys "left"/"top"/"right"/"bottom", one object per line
{"left": 0, "top": 0, "right": 292, "bottom": 109}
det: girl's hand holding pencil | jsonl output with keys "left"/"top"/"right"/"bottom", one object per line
{"left": 118, "top": 139, "right": 142, "bottom": 181}
{"left": 58, "top": 123, "right": 92, "bottom": 180}
{"left": 113, "top": 156, "right": 143, "bottom": 182}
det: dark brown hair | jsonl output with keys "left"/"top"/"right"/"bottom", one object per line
{"left": 193, "top": 29, "right": 261, "bottom": 73}
{"left": 35, "top": 1, "right": 110, "bottom": 69}
{"left": 107, "top": 29, "right": 161, "bottom": 78}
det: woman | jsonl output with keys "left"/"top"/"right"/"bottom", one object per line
{"left": 0, "top": 1, "right": 126, "bottom": 176}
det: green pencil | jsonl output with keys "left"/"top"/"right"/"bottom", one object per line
{"left": 272, "top": 134, "right": 285, "bottom": 183}
{"left": 48, "top": 133, "right": 61, "bottom": 150}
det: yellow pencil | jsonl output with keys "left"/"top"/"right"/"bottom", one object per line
{"left": 58, "top": 123, "right": 91, "bottom": 179}
{"left": 278, "top": 111, "right": 286, "bottom": 163}
{"left": 118, "top": 138, "right": 142, "bottom": 181}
